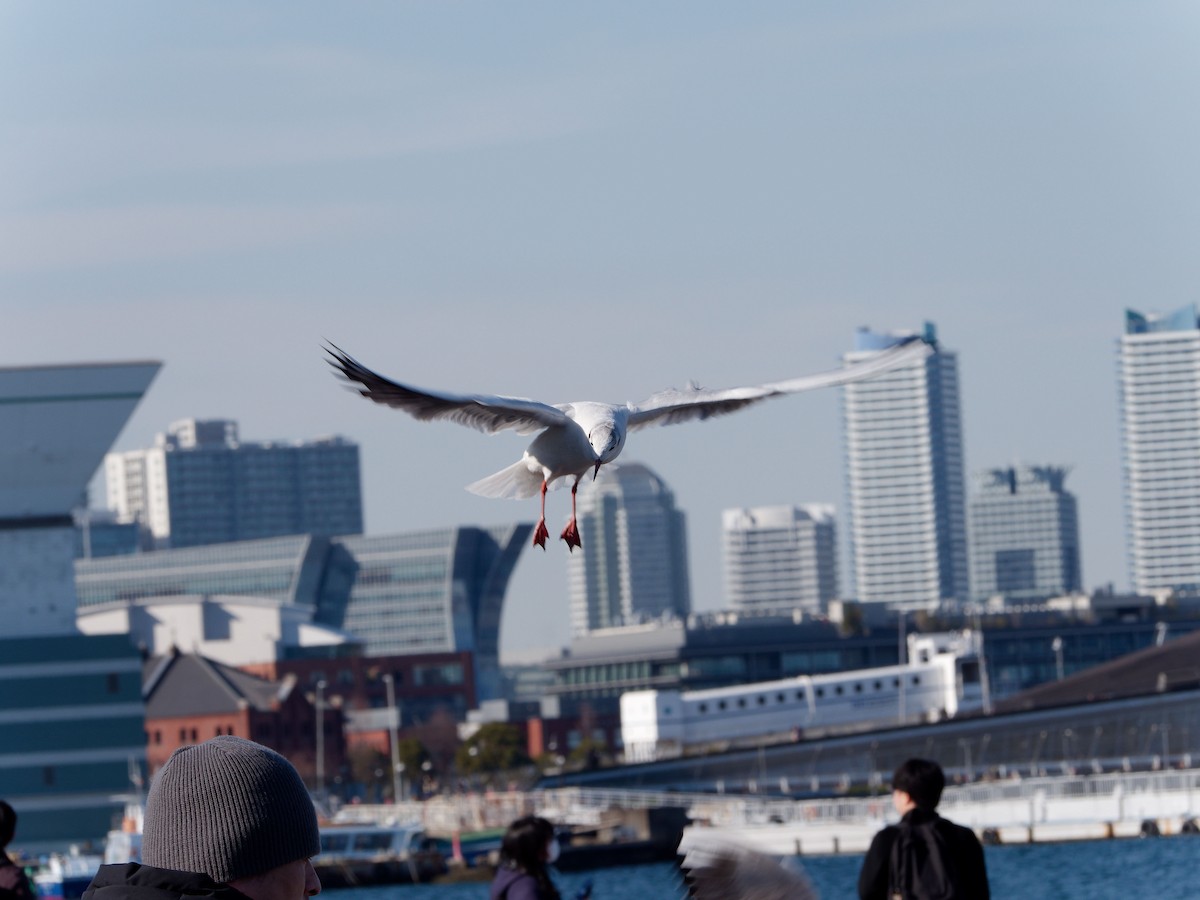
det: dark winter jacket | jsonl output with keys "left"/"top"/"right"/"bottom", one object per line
{"left": 490, "top": 864, "right": 558, "bottom": 900}
{"left": 857, "top": 808, "right": 989, "bottom": 900}
{"left": 82, "top": 863, "right": 255, "bottom": 900}
{"left": 0, "top": 852, "right": 34, "bottom": 900}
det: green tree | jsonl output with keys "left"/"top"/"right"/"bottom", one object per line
{"left": 566, "top": 737, "right": 607, "bottom": 771}
{"left": 347, "top": 744, "right": 389, "bottom": 792}
{"left": 456, "top": 722, "right": 529, "bottom": 780}
{"left": 838, "top": 602, "right": 866, "bottom": 637}
{"left": 396, "top": 737, "right": 431, "bottom": 777}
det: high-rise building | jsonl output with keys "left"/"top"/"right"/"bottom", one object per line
{"left": 722, "top": 504, "right": 838, "bottom": 614}
{"left": 567, "top": 463, "right": 691, "bottom": 635}
{"left": 0, "top": 360, "right": 159, "bottom": 851}
{"left": 105, "top": 418, "right": 363, "bottom": 549}
{"left": 1118, "top": 306, "right": 1200, "bottom": 594}
{"left": 841, "top": 323, "right": 969, "bottom": 611}
{"left": 969, "top": 465, "right": 1081, "bottom": 604}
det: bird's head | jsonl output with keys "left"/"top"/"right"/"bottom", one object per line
{"left": 588, "top": 422, "right": 625, "bottom": 477}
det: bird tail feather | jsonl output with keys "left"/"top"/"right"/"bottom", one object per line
{"left": 466, "top": 460, "right": 543, "bottom": 500}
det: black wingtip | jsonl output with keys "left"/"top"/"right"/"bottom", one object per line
{"left": 325, "top": 340, "right": 365, "bottom": 369}
{"left": 322, "top": 341, "right": 362, "bottom": 387}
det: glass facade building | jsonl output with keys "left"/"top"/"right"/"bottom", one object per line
{"left": 0, "top": 634, "right": 147, "bottom": 850}
{"left": 567, "top": 463, "right": 691, "bottom": 636}
{"left": 105, "top": 419, "right": 363, "bottom": 549}
{"left": 722, "top": 504, "right": 838, "bottom": 614}
{"left": 0, "top": 360, "right": 159, "bottom": 851}
{"left": 75, "top": 524, "right": 530, "bottom": 701}
{"left": 969, "top": 465, "right": 1081, "bottom": 604}
{"left": 76, "top": 534, "right": 325, "bottom": 608}
{"left": 1118, "top": 307, "right": 1200, "bottom": 594}
{"left": 842, "top": 324, "right": 969, "bottom": 610}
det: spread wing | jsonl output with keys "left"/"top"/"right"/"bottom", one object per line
{"left": 325, "top": 344, "right": 571, "bottom": 435}
{"left": 626, "top": 335, "right": 930, "bottom": 431}
{"left": 680, "top": 838, "right": 818, "bottom": 900}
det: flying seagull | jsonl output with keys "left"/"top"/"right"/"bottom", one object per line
{"left": 325, "top": 337, "right": 930, "bottom": 552}
{"left": 679, "top": 832, "right": 818, "bottom": 900}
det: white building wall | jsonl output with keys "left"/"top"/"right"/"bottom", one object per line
{"left": 104, "top": 453, "right": 141, "bottom": 523}
{"left": 1119, "top": 309, "right": 1200, "bottom": 594}
{"left": 842, "top": 326, "right": 969, "bottom": 611}
{"left": 723, "top": 505, "right": 837, "bottom": 614}
{"left": 77, "top": 594, "right": 351, "bottom": 666}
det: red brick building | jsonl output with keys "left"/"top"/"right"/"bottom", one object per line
{"left": 241, "top": 652, "right": 475, "bottom": 757}
{"left": 143, "top": 650, "right": 345, "bottom": 785}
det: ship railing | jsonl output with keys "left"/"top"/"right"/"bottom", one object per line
{"left": 329, "top": 766, "right": 1200, "bottom": 832}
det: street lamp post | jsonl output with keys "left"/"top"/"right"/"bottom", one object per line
{"left": 382, "top": 673, "right": 402, "bottom": 803}
{"left": 897, "top": 610, "right": 907, "bottom": 725}
{"left": 315, "top": 679, "right": 327, "bottom": 798}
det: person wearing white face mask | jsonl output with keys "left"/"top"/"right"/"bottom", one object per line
{"left": 490, "top": 816, "right": 562, "bottom": 900}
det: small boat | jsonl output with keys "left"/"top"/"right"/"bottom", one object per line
{"left": 314, "top": 824, "right": 447, "bottom": 887}
{"left": 438, "top": 827, "right": 506, "bottom": 867}
{"left": 102, "top": 803, "right": 144, "bottom": 866}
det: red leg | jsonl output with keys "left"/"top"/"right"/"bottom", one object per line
{"left": 560, "top": 478, "right": 582, "bottom": 551}
{"left": 532, "top": 480, "right": 549, "bottom": 549}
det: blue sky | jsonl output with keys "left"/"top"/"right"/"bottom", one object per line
{"left": 3, "top": 2, "right": 1199, "bottom": 659}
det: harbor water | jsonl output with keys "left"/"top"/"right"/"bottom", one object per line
{"left": 325, "top": 835, "right": 1200, "bottom": 899}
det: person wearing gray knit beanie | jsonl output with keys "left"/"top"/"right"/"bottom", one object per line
{"left": 83, "top": 736, "right": 321, "bottom": 900}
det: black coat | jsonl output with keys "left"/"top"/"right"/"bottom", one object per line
{"left": 83, "top": 864, "right": 253, "bottom": 900}
{"left": 857, "top": 809, "right": 989, "bottom": 900}
{"left": 0, "top": 852, "right": 34, "bottom": 900}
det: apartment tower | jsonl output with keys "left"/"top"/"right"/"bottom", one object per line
{"left": 722, "top": 504, "right": 838, "bottom": 614}
{"left": 567, "top": 463, "right": 691, "bottom": 635}
{"left": 105, "top": 418, "right": 363, "bottom": 548}
{"left": 841, "top": 324, "right": 969, "bottom": 610}
{"left": 1118, "top": 306, "right": 1200, "bottom": 594}
{"left": 969, "top": 465, "right": 1082, "bottom": 604}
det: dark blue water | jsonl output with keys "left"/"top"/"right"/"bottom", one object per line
{"left": 325, "top": 836, "right": 1200, "bottom": 899}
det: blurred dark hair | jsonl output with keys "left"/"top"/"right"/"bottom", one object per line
{"left": 0, "top": 800, "right": 16, "bottom": 848}
{"left": 500, "top": 816, "right": 560, "bottom": 900}
{"left": 892, "top": 758, "right": 946, "bottom": 810}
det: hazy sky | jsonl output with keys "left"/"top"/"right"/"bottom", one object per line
{"left": 3, "top": 3, "right": 1198, "bottom": 661}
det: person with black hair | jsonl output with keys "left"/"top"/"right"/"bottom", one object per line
{"left": 490, "top": 816, "right": 562, "bottom": 900}
{"left": 857, "top": 758, "right": 989, "bottom": 900}
{"left": 0, "top": 801, "right": 34, "bottom": 900}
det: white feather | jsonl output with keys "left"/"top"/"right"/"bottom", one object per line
{"left": 465, "top": 459, "right": 544, "bottom": 500}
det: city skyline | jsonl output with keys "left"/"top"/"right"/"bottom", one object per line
{"left": 4, "top": 4, "right": 1198, "bottom": 656}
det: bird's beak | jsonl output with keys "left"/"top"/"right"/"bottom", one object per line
{"left": 593, "top": 460, "right": 603, "bottom": 481}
